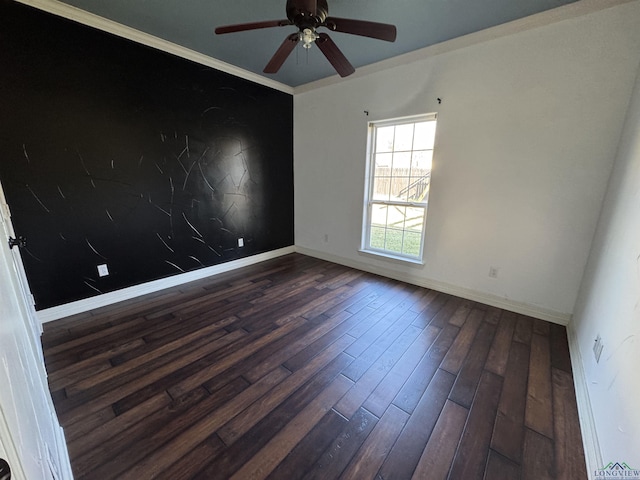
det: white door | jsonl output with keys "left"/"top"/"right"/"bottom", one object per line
{"left": 0, "top": 181, "right": 73, "bottom": 480}
{"left": 0, "top": 190, "right": 42, "bottom": 361}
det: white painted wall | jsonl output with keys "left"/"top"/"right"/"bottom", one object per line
{"left": 571, "top": 59, "right": 640, "bottom": 468}
{"left": 294, "top": 2, "right": 640, "bottom": 322}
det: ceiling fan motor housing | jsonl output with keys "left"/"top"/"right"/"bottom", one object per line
{"left": 286, "top": 0, "right": 329, "bottom": 30}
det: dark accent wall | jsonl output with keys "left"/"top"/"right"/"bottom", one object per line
{"left": 0, "top": 1, "right": 294, "bottom": 310}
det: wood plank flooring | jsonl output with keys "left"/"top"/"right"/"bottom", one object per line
{"left": 42, "top": 253, "right": 588, "bottom": 479}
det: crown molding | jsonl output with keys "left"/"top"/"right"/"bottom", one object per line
{"left": 294, "top": 0, "right": 638, "bottom": 94}
{"left": 12, "top": 0, "right": 637, "bottom": 95}
{"left": 12, "top": 0, "right": 294, "bottom": 95}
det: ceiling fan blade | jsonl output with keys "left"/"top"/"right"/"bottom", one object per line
{"left": 316, "top": 33, "right": 355, "bottom": 77}
{"left": 323, "top": 17, "right": 397, "bottom": 42}
{"left": 264, "top": 33, "right": 300, "bottom": 74}
{"left": 215, "top": 19, "right": 291, "bottom": 35}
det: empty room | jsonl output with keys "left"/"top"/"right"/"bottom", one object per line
{"left": 0, "top": 0, "right": 639, "bottom": 479}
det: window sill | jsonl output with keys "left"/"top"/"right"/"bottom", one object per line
{"left": 358, "top": 248, "right": 425, "bottom": 266}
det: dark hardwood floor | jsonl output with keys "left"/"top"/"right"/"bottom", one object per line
{"left": 42, "top": 253, "right": 588, "bottom": 479}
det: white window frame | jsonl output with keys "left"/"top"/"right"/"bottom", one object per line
{"left": 361, "top": 113, "right": 437, "bottom": 264}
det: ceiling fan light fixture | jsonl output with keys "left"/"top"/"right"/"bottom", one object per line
{"left": 300, "top": 28, "right": 318, "bottom": 49}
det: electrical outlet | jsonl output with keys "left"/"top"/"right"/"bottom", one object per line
{"left": 488, "top": 266, "right": 499, "bottom": 278}
{"left": 593, "top": 334, "right": 604, "bottom": 363}
{"left": 97, "top": 264, "right": 109, "bottom": 277}
{"left": 324, "top": 234, "right": 329, "bottom": 243}
{"left": 238, "top": 238, "right": 244, "bottom": 248}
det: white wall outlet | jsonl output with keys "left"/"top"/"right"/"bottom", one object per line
{"left": 593, "top": 334, "right": 604, "bottom": 363}
{"left": 238, "top": 238, "right": 244, "bottom": 248}
{"left": 97, "top": 264, "right": 109, "bottom": 277}
{"left": 488, "top": 266, "right": 499, "bottom": 278}
{"left": 324, "top": 234, "right": 329, "bottom": 243}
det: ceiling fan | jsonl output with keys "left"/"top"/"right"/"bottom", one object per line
{"left": 215, "top": 0, "right": 397, "bottom": 78}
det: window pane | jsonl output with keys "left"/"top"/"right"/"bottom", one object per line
{"left": 390, "top": 176, "right": 410, "bottom": 201}
{"left": 372, "top": 177, "right": 391, "bottom": 201}
{"left": 387, "top": 205, "right": 407, "bottom": 231}
{"left": 370, "top": 203, "right": 389, "bottom": 228}
{"left": 402, "top": 231, "right": 422, "bottom": 256}
{"left": 384, "top": 227, "right": 404, "bottom": 253}
{"left": 375, "top": 153, "right": 392, "bottom": 168}
{"left": 394, "top": 124, "right": 414, "bottom": 151}
{"left": 408, "top": 176, "right": 430, "bottom": 202}
{"left": 391, "top": 151, "right": 411, "bottom": 171}
{"left": 369, "top": 226, "right": 386, "bottom": 249}
{"left": 406, "top": 206, "right": 425, "bottom": 232}
{"left": 411, "top": 150, "right": 433, "bottom": 172}
{"left": 376, "top": 126, "right": 395, "bottom": 153}
{"left": 413, "top": 121, "right": 436, "bottom": 150}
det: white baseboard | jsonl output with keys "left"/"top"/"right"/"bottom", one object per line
{"left": 294, "top": 246, "right": 571, "bottom": 325}
{"left": 38, "top": 247, "right": 295, "bottom": 323}
{"left": 49, "top": 424, "right": 73, "bottom": 480}
{"left": 566, "top": 323, "right": 602, "bottom": 479}
{"left": 40, "top": 244, "right": 571, "bottom": 325}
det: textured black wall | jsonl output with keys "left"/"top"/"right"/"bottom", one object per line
{"left": 0, "top": 1, "right": 294, "bottom": 310}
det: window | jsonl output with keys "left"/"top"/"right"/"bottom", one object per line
{"left": 362, "top": 114, "right": 437, "bottom": 262}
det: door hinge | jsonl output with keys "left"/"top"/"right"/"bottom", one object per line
{"left": 8, "top": 236, "right": 27, "bottom": 250}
